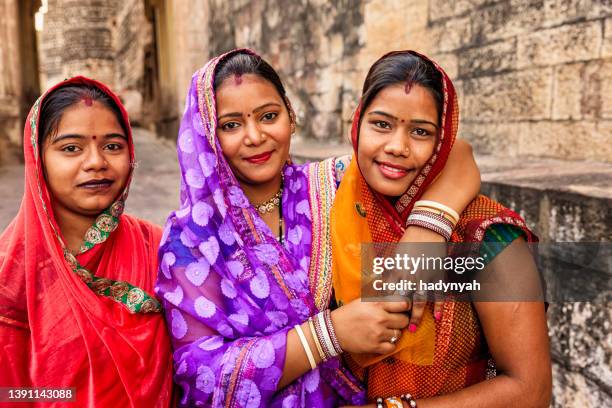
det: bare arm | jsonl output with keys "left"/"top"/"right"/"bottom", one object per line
{"left": 416, "top": 239, "right": 552, "bottom": 407}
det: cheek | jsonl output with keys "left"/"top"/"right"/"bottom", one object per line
{"left": 412, "top": 139, "right": 436, "bottom": 167}
{"left": 218, "top": 135, "right": 242, "bottom": 163}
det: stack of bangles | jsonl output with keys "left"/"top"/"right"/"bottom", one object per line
{"left": 406, "top": 200, "right": 460, "bottom": 241}
{"left": 376, "top": 394, "right": 418, "bottom": 407}
{"left": 294, "top": 309, "right": 343, "bottom": 370}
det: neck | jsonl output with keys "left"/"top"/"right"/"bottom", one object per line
{"left": 52, "top": 204, "right": 97, "bottom": 254}
{"left": 239, "top": 172, "right": 283, "bottom": 206}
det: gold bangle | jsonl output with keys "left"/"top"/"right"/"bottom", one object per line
{"left": 414, "top": 200, "right": 460, "bottom": 223}
{"left": 295, "top": 324, "right": 317, "bottom": 370}
{"left": 308, "top": 318, "right": 326, "bottom": 362}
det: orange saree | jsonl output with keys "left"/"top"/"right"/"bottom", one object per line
{"left": 331, "top": 51, "right": 537, "bottom": 400}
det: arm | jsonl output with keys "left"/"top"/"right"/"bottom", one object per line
{"left": 400, "top": 139, "right": 481, "bottom": 326}
{"left": 416, "top": 238, "right": 552, "bottom": 407}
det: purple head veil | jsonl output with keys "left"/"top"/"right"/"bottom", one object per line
{"left": 155, "top": 49, "right": 364, "bottom": 407}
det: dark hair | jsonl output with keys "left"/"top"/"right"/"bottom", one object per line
{"left": 38, "top": 84, "right": 127, "bottom": 149}
{"left": 213, "top": 52, "right": 293, "bottom": 117}
{"left": 360, "top": 52, "right": 444, "bottom": 125}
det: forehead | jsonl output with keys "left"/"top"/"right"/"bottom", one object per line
{"left": 367, "top": 83, "right": 439, "bottom": 121}
{"left": 56, "top": 101, "right": 124, "bottom": 131}
{"left": 216, "top": 74, "right": 282, "bottom": 105}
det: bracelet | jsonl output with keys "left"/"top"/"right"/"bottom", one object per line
{"left": 294, "top": 323, "right": 317, "bottom": 370}
{"left": 385, "top": 396, "right": 404, "bottom": 408}
{"left": 308, "top": 318, "right": 326, "bottom": 362}
{"left": 406, "top": 212, "right": 453, "bottom": 241}
{"left": 414, "top": 200, "right": 460, "bottom": 224}
{"left": 400, "top": 393, "right": 418, "bottom": 407}
{"left": 410, "top": 209, "right": 455, "bottom": 229}
{"left": 323, "top": 309, "right": 343, "bottom": 355}
{"left": 316, "top": 311, "right": 338, "bottom": 358}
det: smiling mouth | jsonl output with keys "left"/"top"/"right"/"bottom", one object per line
{"left": 244, "top": 150, "right": 273, "bottom": 164}
{"left": 376, "top": 161, "right": 413, "bottom": 180}
{"left": 77, "top": 179, "right": 114, "bottom": 189}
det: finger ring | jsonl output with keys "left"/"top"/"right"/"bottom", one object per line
{"left": 389, "top": 329, "right": 400, "bottom": 344}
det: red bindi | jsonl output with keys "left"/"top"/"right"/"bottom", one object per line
{"left": 404, "top": 81, "right": 414, "bottom": 94}
{"left": 92, "top": 135, "right": 97, "bottom": 140}
{"left": 83, "top": 96, "right": 93, "bottom": 106}
{"left": 233, "top": 73, "right": 243, "bottom": 85}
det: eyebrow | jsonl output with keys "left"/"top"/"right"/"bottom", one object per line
{"left": 217, "top": 102, "right": 282, "bottom": 122}
{"left": 368, "top": 111, "right": 438, "bottom": 129}
{"left": 51, "top": 133, "right": 127, "bottom": 144}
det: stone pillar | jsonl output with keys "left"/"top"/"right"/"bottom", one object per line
{"left": 40, "top": 0, "right": 116, "bottom": 90}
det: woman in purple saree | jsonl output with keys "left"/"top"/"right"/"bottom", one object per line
{"left": 155, "top": 49, "right": 481, "bottom": 407}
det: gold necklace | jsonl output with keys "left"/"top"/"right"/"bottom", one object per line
{"left": 254, "top": 188, "right": 283, "bottom": 214}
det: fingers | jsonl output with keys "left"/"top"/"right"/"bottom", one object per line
{"left": 433, "top": 296, "right": 444, "bottom": 322}
{"left": 381, "top": 300, "right": 411, "bottom": 313}
{"left": 408, "top": 291, "right": 427, "bottom": 332}
{"left": 386, "top": 312, "right": 410, "bottom": 329}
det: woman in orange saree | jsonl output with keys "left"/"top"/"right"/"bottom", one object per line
{"left": 0, "top": 77, "right": 174, "bottom": 407}
{"left": 332, "top": 51, "right": 552, "bottom": 407}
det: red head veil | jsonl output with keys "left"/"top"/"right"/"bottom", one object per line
{"left": 0, "top": 77, "right": 174, "bottom": 406}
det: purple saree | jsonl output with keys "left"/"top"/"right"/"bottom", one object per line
{"left": 155, "top": 49, "right": 364, "bottom": 407}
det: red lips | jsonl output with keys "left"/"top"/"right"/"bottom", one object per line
{"left": 376, "top": 161, "right": 412, "bottom": 180}
{"left": 244, "top": 151, "right": 273, "bottom": 164}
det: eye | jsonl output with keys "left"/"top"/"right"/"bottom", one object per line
{"left": 371, "top": 120, "right": 392, "bottom": 130}
{"left": 220, "top": 121, "right": 240, "bottom": 131}
{"left": 412, "top": 128, "right": 433, "bottom": 137}
{"left": 261, "top": 112, "right": 278, "bottom": 122}
{"left": 104, "top": 143, "right": 124, "bottom": 151}
{"left": 61, "top": 145, "right": 81, "bottom": 153}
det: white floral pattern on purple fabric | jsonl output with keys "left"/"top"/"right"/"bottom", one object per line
{"left": 160, "top": 252, "right": 176, "bottom": 279}
{"left": 179, "top": 129, "right": 195, "bottom": 154}
{"left": 220, "top": 278, "right": 237, "bottom": 299}
{"left": 253, "top": 244, "right": 279, "bottom": 265}
{"left": 164, "top": 285, "right": 184, "bottom": 305}
{"left": 185, "top": 260, "right": 210, "bottom": 286}
{"left": 194, "top": 296, "right": 216, "bottom": 318}
{"left": 296, "top": 199, "right": 311, "bottom": 218}
{"left": 180, "top": 227, "right": 198, "bottom": 248}
{"left": 251, "top": 339, "right": 275, "bottom": 369}
{"left": 218, "top": 219, "right": 236, "bottom": 245}
{"left": 192, "top": 201, "right": 214, "bottom": 226}
{"left": 198, "top": 152, "right": 216, "bottom": 178}
{"left": 287, "top": 225, "right": 303, "bottom": 245}
{"left": 228, "top": 310, "right": 249, "bottom": 327}
{"left": 185, "top": 168, "right": 205, "bottom": 188}
{"left": 304, "top": 369, "right": 320, "bottom": 393}
{"left": 198, "top": 336, "right": 225, "bottom": 351}
{"left": 234, "top": 379, "right": 261, "bottom": 408}
{"left": 250, "top": 269, "right": 270, "bottom": 299}
{"left": 196, "top": 365, "right": 215, "bottom": 393}
{"left": 226, "top": 261, "right": 243, "bottom": 279}
{"left": 227, "top": 185, "right": 250, "bottom": 208}
{"left": 171, "top": 308, "right": 188, "bottom": 339}
{"left": 198, "top": 236, "right": 219, "bottom": 265}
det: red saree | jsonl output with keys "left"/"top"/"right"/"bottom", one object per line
{"left": 0, "top": 77, "right": 174, "bottom": 407}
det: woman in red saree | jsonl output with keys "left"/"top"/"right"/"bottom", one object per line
{"left": 0, "top": 77, "right": 174, "bottom": 407}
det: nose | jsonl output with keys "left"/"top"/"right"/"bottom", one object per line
{"left": 244, "top": 120, "right": 266, "bottom": 146}
{"left": 82, "top": 146, "right": 108, "bottom": 171}
{"left": 384, "top": 131, "right": 409, "bottom": 157}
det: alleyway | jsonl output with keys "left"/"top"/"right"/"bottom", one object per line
{"left": 0, "top": 129, "right": 180, "bottom": 231}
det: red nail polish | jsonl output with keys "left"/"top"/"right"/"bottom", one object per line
{"left": 409, "top": 323, "right": 417, "bottom": 333}
{"left": 435, "top": 311, "right": 442, "bottom": 321}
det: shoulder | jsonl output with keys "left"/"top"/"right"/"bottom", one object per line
{"left": 120, "top": 214, "right": 163, "bottom": 248}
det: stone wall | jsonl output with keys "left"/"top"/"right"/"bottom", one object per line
{"left": 202, "top": 0, "right": 612, "bottom": 164}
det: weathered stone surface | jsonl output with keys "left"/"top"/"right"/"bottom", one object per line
{"left": 604, "top": 17, "right": 612, "bottom": 58}
{"left": 470, "top": 0, "right": 548, "bottom": 43}
{"left": 462, "top": 68, "right": 553, "bottom": 121}
{"left": 553, "top": 60, "right": 612, "bottom": 120}
{"left": 457, "top": 39, "right": 517, "bottom": 78}
{"left": 517, "top": 20, "right": 603, "bottom": 68}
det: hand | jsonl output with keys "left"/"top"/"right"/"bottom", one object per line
{"left": 331, "top": 299, "right": 410, "bottom": 354}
